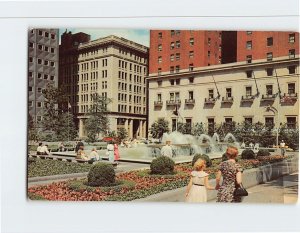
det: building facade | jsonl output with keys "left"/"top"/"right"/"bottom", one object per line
{"left": 28, "top": 28, "right": 59, "bottom": 124}
{"left": 59, "top": 32, "right": 149, "bottom": 139}
{"left": 149, "top": 30, "right": 222, "bottom": 75}
{"left": 148, "top": 57, "right": 299, "bottom": 134}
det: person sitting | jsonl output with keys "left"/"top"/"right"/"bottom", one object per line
{"left": 58, "top": 142, "right": 65, "bottom": 152}
{"left": 40, "top": 144, "right": 50, "bottom": 155}
{"left": 37, "top": 142, "right": 43, "bottom": 155}
{"left": 89, "top": 148, "right": 100, "bottom": 162}
{"left": 76, "top": 146, "right": 89, "bottom": 161}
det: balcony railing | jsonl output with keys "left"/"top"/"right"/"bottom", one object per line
{"left": 166, "top": 100, "right": 181, "bottom": 106}
{"left": 261, "top": 94, "right": 276, "bottom": 101}
{"left": 204, "top": 97, "right": 216, "bottom": 104}
{"left": 185, "top": 99, "right": 195, "bottom": 105}
{"left": 283, "top": 93, "right": 298, "bottom": 99}
{"left": 222, "top": 96, "right": 234, "bottom": 103}
{"left": 154, "top": 101, "right": 163, "bottom": 107}
{"left": 241, "top": 95, "right": 255, "bottom": 102}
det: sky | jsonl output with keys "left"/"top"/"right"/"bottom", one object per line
{"left": 59, "top": 28, "right": 150, "bottom": 46}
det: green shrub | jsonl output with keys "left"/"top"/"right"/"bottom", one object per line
{"left": 87, "top": 162, "right": 115, "bottom": 187}
{"left": 241, "top": 149, "right": 256, "bottom": 159}
{"left": 257, "top": 149, "right": 271, "bottom": 157}
{"left": 192, "top": 154, "right": 212, "bottom": 167}
{"left": 150, "top": 156, "right": 175, "bottom": 175}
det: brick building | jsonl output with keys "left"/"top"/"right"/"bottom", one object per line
{"left": 149, "top": 30, "right": 222, "bottom": 75}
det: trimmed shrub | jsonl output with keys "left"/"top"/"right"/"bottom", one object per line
{"left": 257, "top": 149, "right": 271, "bottom": 157}
{"left": 192, "top": 154, "right": 212, "bottom": 167}
{"left": 241, "top": 149, "right": 255, "bottom": 159}
{"left": 150, "top": 156, "right": 175, "bottom": 175}
{"left": 87, "top": 162, "right": 115, "bottom": 187}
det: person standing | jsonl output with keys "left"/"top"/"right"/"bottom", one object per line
{"left": 114, "top": 142, "right": 120, "bottom": 164}
{"left": 107, "top": 141, "right": 114, "bottom": 163}
{"left": 185, "top": 159, "right": 215, "bottom": 203}
{"left": 280, "top": 140, "right": 286, "bottom": 156}
{"left": 160, "top": 140, "right": 173, "bottom": 157}
{"left": 215, "top": 146, "right": 243, "bottom": 203}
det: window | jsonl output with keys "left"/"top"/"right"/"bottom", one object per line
{"left": 176, "top": 41, "right": 180, "bottom": 48}
{"left": 287, "top": 117, "right": 296, "bottom": 128}
{"left": 265, "top": 117, "right": 274, "bottom": 129}
{"left": 176, "top": 53, "right": 180, "bottom": 61}
{"left": 289, "top": 49, "right": 295, "bottom": 59}
{"left": 189, "top": 64, "right": 194, "bottom": 71}
{"left": 170, "top": 42, "right": 175, "bottom": 50}
{"left": 157, "top": 44, "right": 162, "bottom": 52}
{"left": 225, "top": 118, "right": 233, "bottom": 123}
{"left": 244, "top": 117, "right": 253, "bottom": 124}
{"left": 38, "top": 73, "right": 42, "bottom": 78}
{"left": 50, "top": 61, "right": 55, "bottom": 67}
{"left": 172, "top": 119, "right": 177, "bottom": 132}
{"left": 44, "top": 46, "right": 49, "bottom": 52}
{"left": 28, "top": 72, "right": 33, "bottom": 77}
{"left": 170, "top": 66, "right": 174, "bottom": 74}
{"left": 246, "top": 86, "right": 252, "bottom": 96}
{"left": 51, "top": 33, "right": 55, "bottom": 39}
{"left": 175, "top": 30, "right": 180, "bottom": 36}
{"left": 170, "top": 54, "right": 174, "bottom": 61}
{"left": 170, "top": 80, "right": 175, "bottom": 86}
{"left": 37, "top": 116, "right": 42, "bottom": 122}
{"left": 288, "top": 65, "right": 296, "bottom": 74}
{"left": 266, "top": 68, "right": 273, "bottom": 76}
{"left": 158, "top": 68, "right": 161, "bottom": 75}
{"left": 29, "top": 42, "right": 34, "bottom": 48}
{"left": 246, "top": 70, "right": 252, "bottom": 78}
{"left": 175, "top": 92, "right": 180, "bottom": 100}
{"left": 50, "top": 75, "right": 55, "bottom": 81}
{"left": 226, "top": 88, "right": 232, "bottom": 98}
{"left": 246, "top": 31, "right": 252, "bottom": 35}
{"left": 208, "top": 89, "right": 214, "bottom": 99}
{"left": 170, "top": 92, "right": 174, "bottom": 100}
{"left": 29, "top": 57, "right": 33, "bottom": 63}
{"left": 37, "top": 87, "right": 42, "bottom": 93}
{"left": 185, "top": 119, "right": 192, "bottom": 134}
{"left": 188, "top": 91, "right": 194, "bottom": 100}
{"left": 266, "top": 85, "right": 273, "bottom": 95}
{"left": 246, "top": 41, "right": 252, "bottom": 50}
{"left": 37, "top": 102, "right": 42, "bottom": 108}
{"left": 246, "top": 55, "right": 252, "bottom": 63}
{"left": 28, "top": 101, "right": 33, "bottom": 107}
{"left": 208, "top": 118, "right": 215, "bottom": 134}
{"left": 45, "top": 32, "right": 49, "bottom": 37}
{"left": 157, "top": 81, "right": 162, "bottom": 87}
{"left": 50, "top": 47, "right": 55, "bottom": 53}
{"left": 267, "top": 52, "right": 273, "bottom": 61}
{"left": 171, "top": 30, "right": 175, "bottom": 36}
{"left": 288, "top": 83, "right": 295, "bottom": 94}
{"left": 189, "top": 77, "right": 194, "bottom": 83}
{"left": 190, "top": 38, "right": 194, "bottom": 46}
{"left": 289, "top": 33, "right": 295, "bottom": 43}
{"left": 208, "top": 51, "right": 210, "bottom": 57}
{"left": 267, "top": 37, "right": 273, "bottom": 46}
{"left": 38, "top": 30, "right": 43, "bottom": 35}
{"left": 158, "top": 56, "right": 162, "bottom": 63}
{"left": 44, "top": 60, "right": 49, "bottom": 66}
{"left": 44, "top": 74, "right": 48, "bottom": 80}
{"left": 28, "top": 86, "right": 32, "bottom": 92}
{"left": 37, "top": 59, "right": 42, "bottom": 64}
{"left": 158, "top": 32, "right": 162, "bottom": 39}
{"left": 208, "top": 38, "right": 211, "bottom": 46}
{"left": 175, "top": 65, "right": 180, "bottom": 73}
{"left": 189, "top": 51, "right": 194, "bottom": 58}
{"left": 175, "top": 79, "right": 180, "bottom": 85}
{"left": 157, "top": 93, "right": 162, "bottom": 101}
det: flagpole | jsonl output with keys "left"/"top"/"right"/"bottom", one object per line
{"left": 274, "top": 69, "right": 281, "bottom": 147}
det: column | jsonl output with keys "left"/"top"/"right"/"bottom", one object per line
{"left": 128, "top": 119, "right": 133, "bottom": 139}
{"left": 138, "top": 120, "right": 143, "bottom": 139}
{"left": 79, "top": 119, "right": 84, "bottom": 138}
{"left": 124, "top": 119, "right": 128, "bottom": 138}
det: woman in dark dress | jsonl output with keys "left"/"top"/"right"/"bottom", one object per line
{"left": 215, "top": 146, "right": 243, "bottom": 203}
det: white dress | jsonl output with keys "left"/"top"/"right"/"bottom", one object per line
{"left": 186, "top": 171, "right": 208, "bottom": 203}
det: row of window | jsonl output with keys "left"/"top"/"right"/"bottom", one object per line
{"left": 80, "top": 47, "right": 108, "bottom": 58}
{"left": 156, "top": 83, "right": 296, "bottom": 102}
{"left": 118, "top": 82, "right": 144, "bottom": 94}
{"left": 117, "top": 105, "right": 145, "bottom": 114}
{"left": 158, "top": 30, "right": 222, "bottom": 40}
{"left": 29, "top": 42, "right": 56, "bottom": 53}
{"left": 118, "top": 71, "right": 144, "bottom": 84}
{"left": 118, "top": 93, "right": 144, "bottom": 104}
{"left": 118, "top": 60, "right": 146, "bottom": 73}
{"left": 28, "top": 72, "right": 55, "bottom": 80}
{"left": 30, "top": 29, "right": 56, "bottom": 39}
{"left": 29, "top": 57, "right": 56, "bottom": 67}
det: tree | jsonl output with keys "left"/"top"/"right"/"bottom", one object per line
{"left": 85, "top": 94, "right": 112, "bottom": 143}
{"left": 279, "top": 123, "right": 299, "bottom": 150}
{"left": 41, "top": 84, "right": 77, "bottom": 141}
{"left": 149, "top": 118, "right": 170, "bottom": 139}
{"left": 28, "top": 114, "right": 38, "bottom": 141}
{"left": 117, "top": 128, "right": 128, "bottom": 141}
{"left": 191, "top": 122, "right": 206, "bottom": 136}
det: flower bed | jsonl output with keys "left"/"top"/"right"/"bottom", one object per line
{"left": 28, "top": 154, "right": 292, "bottom": 201}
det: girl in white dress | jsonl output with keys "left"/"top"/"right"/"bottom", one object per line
{"left": 185, "top": 159, "right": 215, "bottom": 203}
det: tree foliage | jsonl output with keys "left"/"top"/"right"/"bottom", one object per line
{"left": 117, "top": 128, "right": 128, "bottom": 141}
{"left": 149, "top": 118, "right": 170, "bottom": 139}
{"left": 85, "top": 94, "right": 112, "bottom": 143}
{"left": 191, "top": 123, "right": 206, "bottom": 136}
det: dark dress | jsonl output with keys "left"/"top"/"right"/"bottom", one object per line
{"left": 217, "top": 160, "right": 243, "bottom": 203}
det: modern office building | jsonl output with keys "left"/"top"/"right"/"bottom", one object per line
{"left": 28, "top": 28, "right": 59, "bottom": 124}
{"left": 148, "top": 30, "right": 299, "bottom": 135}
{"left": 59, "top": 31, "right": 149, "bottom": 139}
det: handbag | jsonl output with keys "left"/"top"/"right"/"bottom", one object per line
{"left": 234, "top": 183, "right": 248, "bottom": 197}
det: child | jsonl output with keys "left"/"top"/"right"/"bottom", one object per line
{"left": 185, "top": 159, "right": 215, "bottom": 203}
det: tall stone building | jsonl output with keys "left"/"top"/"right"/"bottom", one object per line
{"left": 59, "top": 31, "right": 149, "bottom": 139}
{"left": 28, "top": 28, "right": 59, "bottom": 124}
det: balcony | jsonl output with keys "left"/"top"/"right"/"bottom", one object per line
{"left": 166, "top": 100, "right": 181, "bottom": 106}
{"left": 154, "top": 101, "right": 163, "bottom": 107}
{"left": 280, "top": 93, "right": 298, "bottom": 103}
{"left": 261, "top": 94, "right": 276, "bottom": 101}
{"left": 222, "top": 96, "right": 234, "bottom": 103}
{"left": 185, "top": 99, "right": 195, "bottom": 105}
{"left": 204, "top": 97, "right": 216, "bottom": 104}
{"left": 241, "top": 95, "right": 255, "bottom": 102}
